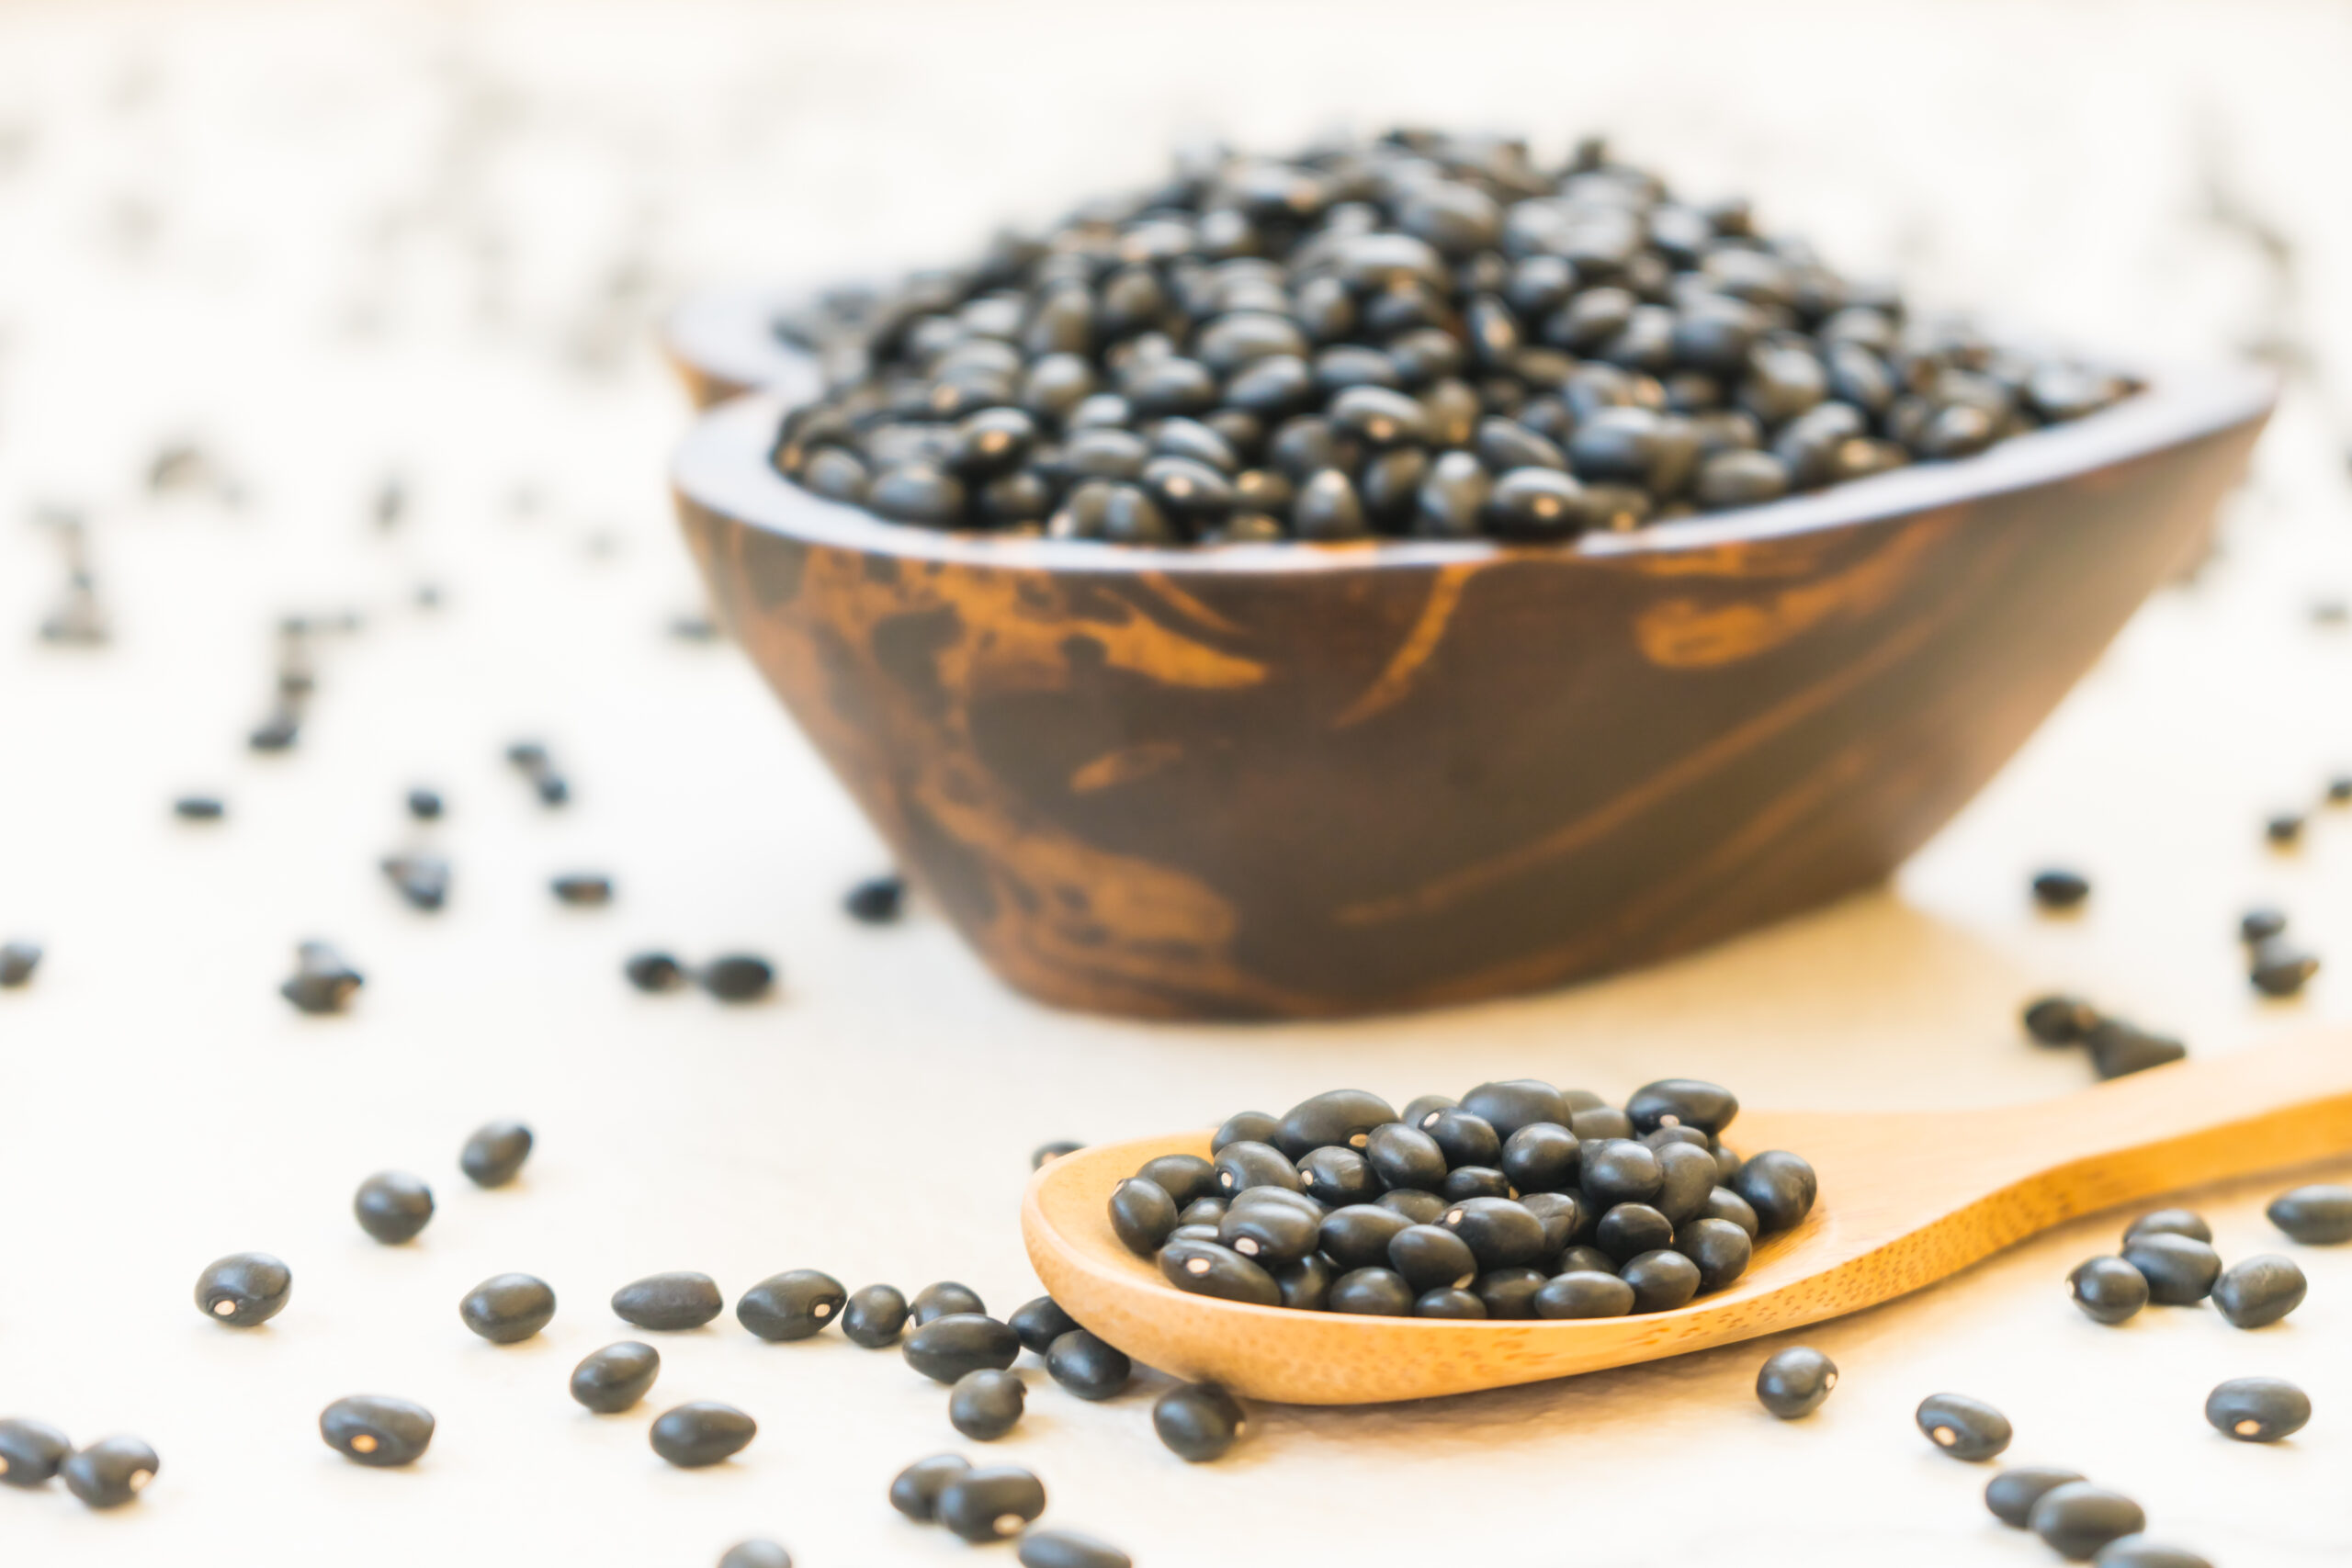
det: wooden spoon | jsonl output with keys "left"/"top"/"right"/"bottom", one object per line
{"left": 1021, "top": 1032, "right": 2352, "bottom": 1404}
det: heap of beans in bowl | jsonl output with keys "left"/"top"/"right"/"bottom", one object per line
{"left": 1107, "top": 1078, "right": 1816, "bottom": 1318}
{"left": 769, "top": 129, "right": 2134, "bottom": 545}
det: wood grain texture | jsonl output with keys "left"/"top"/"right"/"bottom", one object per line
{"left": 673, "top": 368, "right": 2273, "bottom": 1020}
{"left": 1020, "top": 1031, "right": 2352, "bottom": 1404}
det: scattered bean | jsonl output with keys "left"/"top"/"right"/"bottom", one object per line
{"left": 0, "top": 1417, "right": 71, "bottom": 1487}
{"left": 2030, "top": 1483, "right": 2146, "bottom": 1561}
{"left": 193, "top": 1251, "right": 291, "bottom": 1327}
{"left": 550, "top": 872, "right": 613, "bottom": 906}
{"left": 320, "top": 1394, "right": 435, "bottom": 1467}
{"left": 2210, "top": 1255, "right": 2306, "bottom": 1328}
{"left": 936, "top": 1465, "right": 1046, "bottom": 1543}
{"left": 844, "top": 874, "right": 906, "bottom": 923}
{"left": 699, "top": 953, "right": 775, "bottom": 1001}
{"left": 1754, "top": 1346, "right": 1838, "bottom": 1418}
{"left": 2067, "top": 1257, "right": 2148, "bottom": 1325}
{"left": 458, "top": 1273, "right": 557, "bottom": 1343}
{"left": 1985, "top": 1466, "right": 2086, "bottom": 1529}
{"left": 1018, "top": 1527, "right": 1133, "bottom": 1568}
{"left": 2120, "top": 1234, "right": 2221, "bottom": 1304}
{"left": 738, "top": 1270, "right": 846, "bottom": 1341}
{"left": 1917, "top": 1393, "right": 2012, "bottom": 1461}
{"left": 459, "top": 1120, "right": 533, "bottom": 1188}
{"left": 949, "top": 1369, "right": 1026, "bottom": 1440}
{"left": 718, "top": 1542, "right": 793, "bottom": 1568}
{"left": 844, "top": 1284, "right": 911, "bottom": 1348}
{"left": 889, "top": 1452, "right": 972, "bottom": 1520}
{"left": 2032, "top": 868, "right": 2091, "bottom": 908}
{"left": 904, "top": 1314, "right": 1023, "bottom": 1383}
{"left": 0, "top": 939, "right": 40, "bottom": 987}
{"left": 650, "top": 1401, "right": 755, "bottom": 1467}
{"left": 612, "top": 1271, "right": 723, "bottom": 1331}
{"left": 2267, "top": 1183, "right": 2352, "bottom": 1244}
{"left": 353, "top": 1170, "right": 434, "bottom": 1244}
{"left": 60, "top": 1435, "right": 158, "bottom": 1508}
{"left": 570, "top": 1342, "right": 661, "bottom": 1413}
{"left": 623, "top": 951, "right": 686, "bottom": 992}
{"left": 281, "top": 940, "right": 362, "bottom": 1014}
{"left": 1153, "top": 1382, "right": 1247, "bottom": 1461}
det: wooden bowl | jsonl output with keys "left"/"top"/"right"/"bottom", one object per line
{"left": 672, "top": 367, "right": 2273, "bottom": 1020}
{"left": 663, "top": 284, "right": 825, "bottom": 410}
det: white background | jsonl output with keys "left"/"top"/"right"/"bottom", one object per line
{"left": 1, "top": 1, "right": 2349, "bottom": 1563}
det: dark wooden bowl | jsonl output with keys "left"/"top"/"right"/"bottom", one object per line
{"left": 673, "top": 367, "right": 2272, "bottom": 1020}
{"left": 663, "top": 284, "right": 823, "bottom": 410}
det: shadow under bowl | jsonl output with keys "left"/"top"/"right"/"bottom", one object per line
{"left": 673, "top": 366, "right": 2272, "bottom": 1021}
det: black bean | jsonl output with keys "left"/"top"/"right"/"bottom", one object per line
{"left": 1917, "top": 1393, "right": 2012, "bottom": 1461}
{"left": 650, "top": 1401, "right": 755, "bottom": 1467}
{"left": 2265, "top": 811, "right": 2304, "bottom": 846}
{"left": 2267, "top": 1182, "right": 2352, "bottom": 1244}
{"left": 1317, "top": 1204, "right": 1412, "bottom": 1269}
{"left": 1401, "top": 1093, "right": 1459, "bottom": 1126}
{"left": 1730, "top": 1150, "right": 1818, "bottom": 1232}
{"left": 1673, "top": 1216, "right": 1753, "bottom": 1291}
{"left": 1273, "top": 1252, "right": 1334, "bottom": 1310}
{"left": 1693, "top": 448, "right": 1789, "bottom": 509}
{"left": 1018, "top": 1527, "right": 1133, "bottom": 1568}
{"left": 1498, "top": 1123, "right": 1579, "bottom": 1194}
{"left": 1619, "top": 1249, "right": 1701, "bottom": 1312}
{"left": 174, "top": 794, "right": 225, "bottom": 821}
{"left": 2031, "top": 868, "right": 2091, "bottom": 909}
{"left": 613, "top": 1271, "right": 723, "bottom": 1331}
{"left": 1213, "top": 1139, "right": 1300, "bottom": 1195}
{"left": 1387, "top": 1224, "right": 1479, "bottom": 1292}
{"left": 2206, "top": 1376, "right": 2308, "bottom": 1441}
{"left": 1046, "top": 1329, "right": 1132, "bottom": 1399}
{"left": 1442, "top": 1196, "right": 1548, "bottom": 1269}
{"left": 1652, "top": 1141, "right": 1719, "bottom": 1224}
{"left": 459, "top": 1273, "right": 556, "bottom": 1343}
{"left": 2120, "top": 1233, "right": 2221, "bottom": 1304}
{"left": 1568, "top": 1106, "right": 1634, "bottom": 1143}
{"left": 937, "top": 1465, "right": 1048, "bottom": 1543}
{"left": 1986, "top": 1465, "right": 2086, "bottom": 1528}
{"left": 843, "top": 873, "right": 906, "bottom": 923}
{"left": 1364, "top": 1122, "right": 1448, "bottom": 1191}
{"left": 1754, "top": 1346, "right": 1838, "bottom": 1417}
{"left": 1033, "top": 1140, "right": 1083, "bottom": 1168}
{"left": 1218, "top": 1199, "right": 1319, "bottom": 1265}
{"left": 1439, "top": 1164, "right": 1511, "bottom": 1202}
{"left": 950, "top": 1369, "right": 1026, "bottom": 1439}
{"left": 2239, "top": 907, "right": 2287, "bottom": 942}
{"left": 1178, "top": 1196, "right": 1227, "bottom": 1227}
{"left": 624, "top": 951, "right": 686, "bottom": 992}
{"left": 2086, "top": 1020, "right": 2187, "bottom": 1079}
{"left": 1557, "top": 1244, "right": 1616, "bottom": 1276}
{"left": 0, "top": 939, "right": 41, "bottom": 987}
{"left": 194, "top": 1252, "right": 291, "bottom": 1327}
{"left": 699, "top": 953, "right": 775, "bottom": 1001}
{"left": 1227, "top": 1183, "right": 1322, "bottom": 1218}
{"left": 2211, "top": 1255, "right": 2306, "bottom": 1328}
{"left": 738, "top": 1269, "right": 846, "bottom": 1340}
{"left": 1702, "top": 1186, "right": 1759, "bottom": 1237}
{"left": 2025, "top": 994, "right": 2101, "bottom": 1045}
{"left": 380, "top": 852, "right": 450, "bottom": 911}
{"left": 868, "top": 464, "right": 966, "bottom": 527}
{"left": 1273, "top": 1089, "right": 1399, "bottom": 1157}
{"left": 842, "top": 1284, "right": 911, "bottom": 1348}
{"left": 1520, "top": 1190, "right": 1585, "bottom": 1253}
{"left": 281, "top": 940, "right": 362, "bottom": 1013}
{"left": 718, "top": 1541, "right": 795, "bottom": 1568}
{"left": 949, "top": 409, "right": 1036, "bottom": 477}
{"left": 60, "top": 1435, "right": 159, "bottom": 1508}
{"left": 1580, "top": 1140, "right": 1664, "bottom": 1208}
{"left": 458, "top": 1120, "right": 532, "bottom": 1188}
{"left": 1595, "top": 1202, "right": 1674, "bottom": 1262}
{"left": 1109, "top": 1178, "right": 1179, "bottom": 1257}
{"left": 1297, "top": 1145, "right": 1377, "bottom": 1205}
{"left": 2126, "top": 1213, "right": 2211, "bottom": 1241}
{"left": 1211, "top": 1111, "right": 1280, "bottom": 1153}
{"left": 1375, "top": 1189, "right": 1450, "bottom": 1225}
{"left": 903, "top": 1314, "right": 1024, "bottom": 1383}
{"left": 1532, "top": 1270, "right": 1634, "bottom": 1319}
{"left": 890, "top": 1452, "right": 972, "bottom": 1520}
{"left": 1136, "top": 1154, "right": 1217, "bottom": 1208}
{"left": 571, "top": 1341, "right": 661, "bottom": 1413}
{"left": 2030, "top": 1483, "right": 2146, "bottom": 1561}
{"left": 347, "top": 1169, "right": 434, "bottom": 1246}
{"left": 2249, "top": 940, "right": 2320, "bottom": 998}
{"left": 1423, "top": 1109, "right": 1502, "bottom": 1169}
{"left": 405, "top": 786, "right": 444, "bottom": 821}
{"left": 1482, "top": 467, "right": 1585, "bottom": 538}
{"left": 320, "top": 1394, "right": 435, "bottom": 1467}
{"left": 1626, "top": 1078, "right": 1738, "bottom": 1136}
{"left": 1324, "top": 1266, "right": 1411, "bottom": 1315}
{"left": 1712, "top": 1142, "right": 1744, "bottom": 1183}
{"left": 549, "top": 872, "right": 612, "bottom": 907}
{"left": 0, "top": 1417, "right": 71, "bottom": 1487}
{"left": 1294, "top": 468, "right": 1368, "bottom": 540}
{"left": 1413, "top": 1286, "right": 1487, "bottom": 1318}
{"left": 1461, "top": 1263, "right": 1541, "bottom": 1318}
{"left": 2067, "top": 1257, "right": 2149, "bottom": 1325}
{"left": 910, "top": 1281, "right": 986, "bottom": 1325}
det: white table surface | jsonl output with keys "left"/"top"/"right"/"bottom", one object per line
{"left": 2, "top": 2, "right": 2349, "bottom": 1562}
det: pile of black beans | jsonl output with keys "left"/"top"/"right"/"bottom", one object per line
{"left": 771, "top": 130, "right": 2134, "bottom": 546}
{"left": 1110, "top": 1078, "right": 1815, "bottom": 1318}
{"left": 2069, "top": 1199, "right": 2329, "bottom": 1329}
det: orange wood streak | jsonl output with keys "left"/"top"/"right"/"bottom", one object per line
{"left": 1633, "top": 512, "right": 1957, "bottom": 669}
{"left": 1069, "top": 741, "right": 1185, "bottom": 795}
{"left": 1330, "top": 561, "right": 1481, "bottom": 729}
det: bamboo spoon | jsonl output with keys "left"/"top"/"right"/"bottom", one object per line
{"left": 1021, "top": 1031, "right": 2352, "bottom": 1404}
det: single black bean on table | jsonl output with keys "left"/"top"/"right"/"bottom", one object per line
{"left": 775, "top": 133, "right": 2132, "bottom": 547}
{"left": 2030, "top": 1483, "right": 2146, "bottom": 1561}
{"left": 623, "top": 951, "right": 687, "bottom": 992}
{"left": 571, "top": 1341, "right": 662, "bottom": 1413}
{"left": 2120, "top": 1232, "right": 2221, "bottom": 1304}
{"left": 2067, "top": 1256, "right": 2149, "bottom": 1325}
{"left": 460, "top": 1119, "right": 534, "bottom": 1188}
{"left": 320, "top": 1394, "right": 435, "bottom": 1467}
{"left": 550, "top": 872, "right": 613, "bottom": 906}
{"left": 1917, "top": 1393, "right": 2012, "bottom": 1461}
{"left": 459, "top": 1273, "right": 557, "bottom": 1343}
{"left": 911, "top": 1280, "right": 986, "bottom": 1325}
{"left": 904, "top": 1314, "right": 1023, "bottom": 1383}
{"left": 2031, "top": 868, "right": 2092, "bottom": 909}
{"left": 1153, "top": 1382, "right": 1248, "bottom": 1461}
{"left": 844, "top": 1283, "right": 913, "bottom": 1348}
{"left": 934, "top": 1464, "right": 1048, "bottom": 1543}
{"left": 193, "top": 1251, "right": 291, "bottom": 1327}
{"left": 949, "top": 1369, "right": 1027, "bottom": 1440}
{"left": 0, "top": 939, "right": 41, "bottom": 987}
{"left": 2267, "top": 1182, "right": 2352, "bottom": 1244}
{"left": 353, "top": 1169, "right": 435, "bottom": 1243}
{"left": 1046, "top": 1329, "right": 1133, "bottom": 1399}
{"left": 718, "top": 1540, "right": 794, "bottom": 1568}
{"left": 173, "top": 794, "right": 225, "bottom": 820}
{"left": 1127, "top": 1078, "right": 1806, "bottom": 1319}
{"left": 889, "top": 1452, "right": 973, "bottom": 1521}
{"left": 1018, "top": 1527, "right": 1134, "bottom": 1568}
{"left": 843, "top": 873, "right": 906, "bottom": 923}
{"left": 2205, "top": 1376, "right": 2309, "bottom": 1441}
{"left": 0, "top": 1417, "right": 72, "bottom": 1487}
{"left": 60, "top": 1435, "right": 159, "bottom": 1509}
{"left": 650, "top": 1401, "right": 756, "bottom": 1468}
{"left": 699, "top": 953, "right": 775, "bottom": 1001}
{"left": 281, "top": 939, "right": 362, "bottom": 1014}
{"left": 739, "top": 1269, "right": 847, "bottom": 1340}
{"left": 2210, "top": 1254, "right": 2306, "bottom": 1328}
{"left": 612, "top": 1270, "right": 724, "bottom": 1331}
{"left": 381, "top": 852, "right": 451, "bottom": 912}
{"left": 1985, "top": 1465, "right": 2085, "bottom": 1529}
{"left": 2092, "top": 1541, "right": 2212, "bottom": 1568}
{"left": 1033, "top": 1139, "right": 1084, "bottom": 1168}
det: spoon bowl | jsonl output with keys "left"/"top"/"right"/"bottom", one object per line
{"left": 1022, "top": 1032, "right": 2352, "bottom": 1404}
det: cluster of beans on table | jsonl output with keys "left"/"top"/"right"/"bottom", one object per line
{"left": 1746, "top": 1184, "right": 2345, "bottom": 1567}
{"left": 770, "top": 129, "right": 2135, "bottom": 547}
{"left": 1109, "top": 1077, "right": 1815, "bottom": 1319}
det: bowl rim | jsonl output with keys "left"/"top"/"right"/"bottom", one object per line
{"left": 673, "top": 348, "right": 2276, "bottom": 577}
